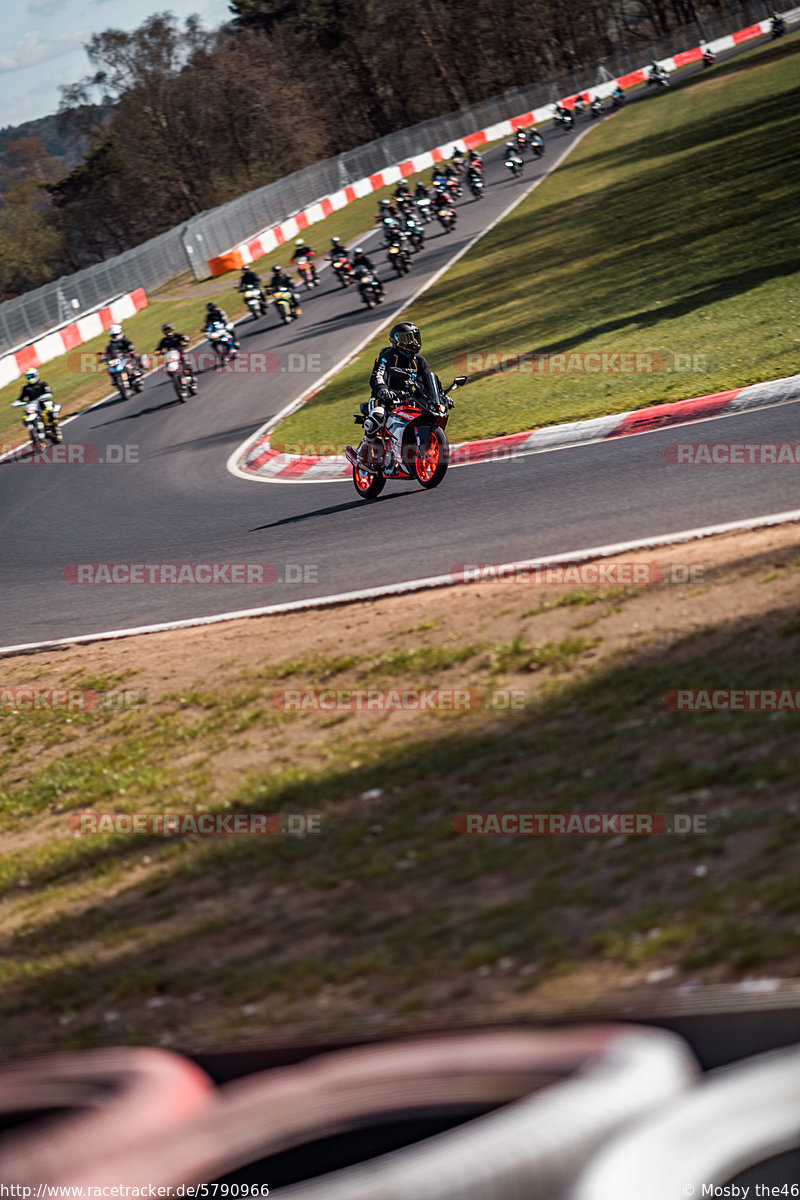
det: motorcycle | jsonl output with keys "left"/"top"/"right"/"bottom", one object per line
{"left": 445, "top": 175, "right": 462, "bottom": 199}
{"left": 554, "top": 109, "right": 574, "bottom": 133}
{"left": 504, "top": 151, "right": 524, "bottom": 177}
{"left": 416, "top": 196, "right": 434, "bottom": 224}
{"left": 103, "top": 352, "right": 144, "bottom": 400}
{"left": 647, "top": 66, "right": 670, "bottom": 87}
{"left": 514, "top": 131, "right": 528, "bottom": 152}
{"left": 528, "top": 131, "right": 545, "bottom": 157}
{"left": 12, "top": 393, "right": 62, "bottom": 452}
{"left": 243, "top": 285, "right": 268, "bottom": 320}
{"left": 294, "top": 254, "right": 319, "bottom": 289}
{"left": 270, "top": 287, "right": 299, "bottom": 325}
{"left": 206, "top": 321, "right": 237, "bottom": 363}
{"left": 590, "top": 98, "right": 603, "bottom": 118}
{"left": 702, "top": 49, "right": 716, "bottom": 67}
{"left": 436, "top": 204, "right": 457, "bottom": 232}
{"left": 467, "top": 170, "right": 484, "bottom": 199}
{"left": 771, "top": 15, "right": 786, "bottom": 37}
{"left": 345, "top": 371, "right": 467, "bottom": 499}
{"left": 404, "top": 216, "right": 425, "bottom": 252}
{"left": 331, "top": 254, "right": 355, "bottom": 287}
{"left": 611, "top": 88, "right": 626, "bottom": 109}
{"left": 387, "top": 242, "right": 412, "bottom": 276}
{"left": 357, "top": 270, "right": 384, "bottom": 309}
{"left": 164, "top": 349, "right": 196, "bottom": 402}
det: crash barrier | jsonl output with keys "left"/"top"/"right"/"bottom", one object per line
{"left": 0, "top": 4, "right": 786, "bottom": 351}
{"left": 203, "top": 12, "right": 783, "bottom": 277}
{"left": 0, "top": 1027, "right": 696, "bottom": 1189}
{"left": 0, "top": 289, "right": 148, "bottom": 390}
{"left": 568, "top": 1042, "right": 800, "bottom": 1198}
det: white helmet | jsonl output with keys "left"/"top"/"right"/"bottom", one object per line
{"left": 242, "top": 260, "right": 252, "bottom": 268}
{"left": 110, "top": 323, "right": 122, "bottom": 336}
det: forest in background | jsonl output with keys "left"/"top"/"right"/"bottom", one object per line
{"left": 0, "top": 0, "right": 764, "bottom": 300}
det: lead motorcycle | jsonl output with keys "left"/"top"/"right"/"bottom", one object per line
{"left": 243, "top": 285, "right": 268, "bottom": 319}
{"left": 345, "top": 370, "right": 467, "bottom": 499}
{"left": 102, "top": 352, "right": 145, "bottom": 400}
{"left": 12, "top": 392, "right": 62, "bottom": 452}
{"left": 206, "top": 321, "right": 237, "bottom": 364}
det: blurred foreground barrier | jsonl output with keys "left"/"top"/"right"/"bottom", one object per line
{"left": 0, "top": 1027, "right": 698, "bottom": 1192}
{"left": 567, "top": 1042, "right": 800, "bottom": 1200}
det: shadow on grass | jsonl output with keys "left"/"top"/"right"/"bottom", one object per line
{"left": 4, "top": 581, "right": 800, "bottom": 1048}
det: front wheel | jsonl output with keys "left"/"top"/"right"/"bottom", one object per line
{"left": 353, "top": 465, "right": 386, "bottom": 499}
{"left": 415, "top": 426, "right": 449, "bottom": 489}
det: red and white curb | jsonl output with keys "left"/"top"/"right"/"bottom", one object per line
{"left": 236, "top": 372, "right": 800, "bottom": 484}
{"left": 0, "top": 289, "right": 148, "bottom": 390}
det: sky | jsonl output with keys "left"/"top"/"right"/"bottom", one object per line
{"left": 0, "top": 0, "right": 233, "bottom": 129}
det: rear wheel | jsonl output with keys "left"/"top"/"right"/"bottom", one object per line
{"left": 415, "top": 426, "right": 449, "bottom": 489}
{"left": 353, "top": 465, "right": 386, "bottom": 499}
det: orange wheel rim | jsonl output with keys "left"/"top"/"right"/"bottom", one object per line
{"left": 418, "top": 435, "right": 439, "bottom": 481}
{"left": 355, "top": 466, "right": 372, "bottom": 489}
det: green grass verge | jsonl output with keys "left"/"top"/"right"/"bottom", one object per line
{"left": 274, "top": 33, "right": 800, "bottom": 451}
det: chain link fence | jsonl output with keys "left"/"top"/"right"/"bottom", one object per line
{"left": 0, "top": 1, "right": 774, "bottom": 356}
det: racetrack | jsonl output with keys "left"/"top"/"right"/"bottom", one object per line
{"left": 0, "top": 36, "right": 792, "bottom": 651}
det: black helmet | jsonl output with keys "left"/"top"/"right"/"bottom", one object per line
{"left": 162, "top": 323, "right": 173, "bottom": 333}
{"left": 389, "top": 322, "right": 421, "bottom": 354}
{"left": 206, "top": 301, "right": 215, "bottom": 311}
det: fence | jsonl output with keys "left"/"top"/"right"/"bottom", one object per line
{"left": 0, "top": 0, "right": 778, "bottom": 355}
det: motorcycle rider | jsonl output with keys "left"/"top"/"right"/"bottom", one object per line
{"left": 203, "top": 301, "right": 240, "bottom": 350}
{"left": 467, "top": 149, "right": 483, "bottom": 170}
{"left": 290, "top": 237, "right": 319, "bottom": 283}
{"left": 352, "top": 246, "right": 381, "bottom": 278}
{"left": 100, "top": 323, "right": 142, "bottom": 383}
{"left": 13, "top": 368, "right": 57, "bottom": 432}
{"left": 356, "top": 322, "right": 440, "bottom": 468}
{"left": 238, "top": 261, "right": 262, "bottom": 292}
{"left": 415, "top": 180, "right": 431, "bottom": 200}
{"left": 611, "top": 83, "right": 625, "bottom": 107}
{"left": 154, "top": 323, "right": 195, "bottom": 387}
{"left": 268, "top": 266, "right": 301, "bottom": 316}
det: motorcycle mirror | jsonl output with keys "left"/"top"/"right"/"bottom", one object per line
{"left": 454, "top": 375, "right": 467, "bottom": 386}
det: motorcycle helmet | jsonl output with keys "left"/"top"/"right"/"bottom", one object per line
{"left": 271, "top": 265, "right": 282, "bottom": 272}
{"left": 162, "top": 323, "right": 173, "bottom": 333}
{"left": 354, "top": 247, "right": 363, "bottom": 255}
{"left": 109, "top": 323, "right": 122, "bottom": 336}
{"left": 389, "top": 322, "right": 421, "bottom": 354}
{"left": 206, "top": 301, "right": 216, "bottom": 311}
{"left": 330, "top": 236, "right": 341, "bottom": 245}
{"left": 242, "top": 260, "right": 252, "bottom": 269}
{"left": 25, "top": 368, "right": 39, "bottom": 383}
{"left": 294, "top": 238, "right": 304, "bottom": 246}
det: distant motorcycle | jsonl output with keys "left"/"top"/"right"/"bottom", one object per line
{"left": 331, "top": 254, "right": 355, "bottom": 287}
{"left": 504, "top": 150, "right": 524, "bottom": 177}
{"left": 387, "top": 242, "right": 412, "bottom": 276}
{"left": 416, "top": 196, "right": 434, "bottom": 224}
{"left": 702, "top": 48, "right": 716, "bottom": 67}
{"left": 436, "top": 203, "right": 457, "bottom": 232}
{"left": 103, "top": 352, "right": 144, "bottom": 400}
{"left": 295, "top": 254, "right": 319, "bottom": 289}
{"left": 647, "top": 65, "right": 670, "bottom": 87}
{"left": 403, "top": 216, "right": 425, "bottom": 252}
{"left": 771, "top": 14, "right": 786, "bottom": 36}
{"left": 242, "top": 285, "right": 268, "bottom": 320}
{"left": 12, "top": 392, "right": 61, "bottom": 452}
{"left": 467, "top": 169, "right": 484, "bottom": 199}
{"left": 357, "top": 270, "right": 385, "bottom": 309}
{"left": 206, "top": 321, "right": 237, "bottom": 363}
{"left": 269, "top": 287, "right": 300, "bottom": 325}
{"left": 164, "top": 349, "right": 196, "bottom": 401}
{"left": 554, "top": 109, "right": 575, "bottom": 133}
{"left": 345, "top": 370, "right": 467, "bottom": 499}
{"left": 528, "top": 131, "right": 545, "bottom": 157}
{"left": 590, "top": 97, "right": 603, "bottom": 118}
{"left": 611, "top": 88, "right": 626, "bottom": 109}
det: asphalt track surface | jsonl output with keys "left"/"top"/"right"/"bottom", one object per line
{"left": 1, "top": 36, "right": 793, "bottom": 649}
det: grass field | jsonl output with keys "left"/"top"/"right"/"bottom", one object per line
{"left": 275, "top": 33, "right": 800, "bottom": 452}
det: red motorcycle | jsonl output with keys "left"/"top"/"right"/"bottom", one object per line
{"left": 331, "top": 253, "right": 355, "bottom": 287}
{"left": 345, "top": 371, "right": 466, "bottom": 499}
